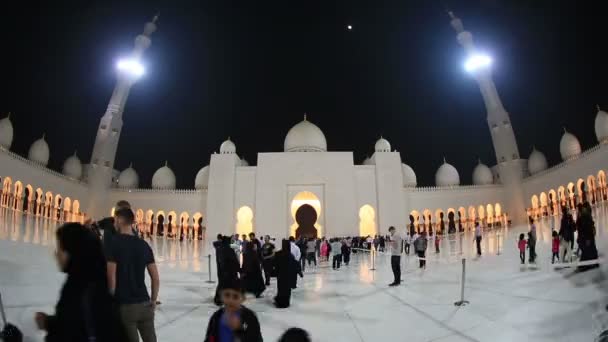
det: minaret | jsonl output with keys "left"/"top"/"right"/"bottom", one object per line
{"left": 449, "top": 12, "right": 526, "bottom": 224}
{"left": 85, "top": 15, "right": 158, "bottom": 218}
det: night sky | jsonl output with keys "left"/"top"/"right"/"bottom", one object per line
{"left": 1, "top": 0, "right": 606, "bottom": 188}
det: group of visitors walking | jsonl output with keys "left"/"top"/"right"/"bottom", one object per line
{"left": 520, "top": 201, "right": 599, "bottom": 271}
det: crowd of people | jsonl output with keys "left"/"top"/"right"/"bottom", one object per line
{"left": 1, "top": 196, "right": 602, "bottom": 342}
{"left": 521, "top": 201, "right": 599, "bottom": 271}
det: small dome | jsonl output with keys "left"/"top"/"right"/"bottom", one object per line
{"left": 28, "top": 134, "right": 50, "bottom": 166}
{"left": 194, "top": 165, "right": 210, "bottom": 189}
{"left": 362, "top": 156, "right": 374, "bottom": 165}
{"left": 284, "top": 114, "right": 327, "bottom": 152}
{"left": 472, "top": 160, "right": 493, "bottom": 185}
{"left": 118, "top": 164, "right": 139, "bottom": 188}
{"left": 595, "top": 106, "right": 608, "bottom": 144}
{"left": 559, "top": 129, "right": 581, "bottom": 161}
{"left": 402, "top": 163, "right": 417, "bottom": 187}
{"left": 0, "top": 113, "right": 14, "bottom": 149}
{"left": 375, "top": 137, "right": 391, "bottom": 152}
{"left": 240, "top": 158, "right": 249, "bottom": 166}
{"left": 435, "top": 158, "right": 460, "bottom": 187}
{"left": 62, "top": 152, "right": 83, "bottom": 180}
{"left": 220, "top": 138, "right": 236, "bottom": 154}
{"left": 527, "top": 147, "right": 548, "bottom": 175}
{"left": 152, "top": 162, "right": 176, "bottom": 189}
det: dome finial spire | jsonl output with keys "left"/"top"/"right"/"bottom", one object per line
{"left": 42, "top": 132, "right": 46, "bottom": 139}
{"left": 73, "top": 149, "right": 78, "bottom": 156}
{"left": 443, "top": 156, "right": 447, "bottom": 164}
{"left": 164, "top": 160, "right": 168, "bottom": 167}
{"left": 129, "top": 162, "right": 133, "bottom": 168}
{"left": 303, "top": 113, "right": 307, "bottom": 121}
{"left": 597, "top": 104, "right": 601, "bottom": 112}
{"left": 6, "top": 112, "right": 11, "bottom": 119}
{"left": 563, "top": 126, "right": 567, "bottom": 133}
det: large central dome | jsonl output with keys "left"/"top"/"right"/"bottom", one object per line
{"left": 284, "top": 115, "right": 327, "bottom": 152}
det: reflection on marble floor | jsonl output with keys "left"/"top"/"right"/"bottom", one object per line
{"left": 1, "top": 205, "right": 607, "bottom": 342}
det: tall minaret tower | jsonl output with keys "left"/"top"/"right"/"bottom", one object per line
{"left": 86, "top": 15, "right": 158, "bottom": 218}
{"left": 449, "top": 12, "right": 526, "bottom": 224}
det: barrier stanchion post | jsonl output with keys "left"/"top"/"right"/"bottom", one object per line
{"left": 496, "top": 231, "right": 501, "bottom": 256}
{"left": 205, "top": 254, "right": 215, "bottom": 284}
{"left": 454, "top": 258, "right": 469, "bottom": 307}
{"left": 369, "top": 248, "right": 376, "bottom": 271}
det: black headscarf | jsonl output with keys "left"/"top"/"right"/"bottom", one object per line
{"left": 56, "top": 223, "right": 107, "bottom": 285}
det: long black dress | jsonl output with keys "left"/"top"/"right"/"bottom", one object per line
{"left": 274, "top": 240, "right": 295, "bottom": 308}
{"left": 242, "top": 245, "right": 266, "bottom": 297}
{"left": 577, "top": 210, "right": 599, "bottom": 271}
{"left": 214, "top": 239, "right": 240, "bottom": 305}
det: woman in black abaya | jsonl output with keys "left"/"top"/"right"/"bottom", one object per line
{"left": 214, "top": 236, "right": 240, "bottom": 305}
{"left": 274, "top": 239, "right": 295, "bottom": 308}
{"left": 241, "top": 239, "right": 266, "bottom": 297}
{"left": 577, "top": 203, "right": 599, "bottom": 271}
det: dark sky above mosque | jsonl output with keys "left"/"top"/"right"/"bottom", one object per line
{"left": 1, "top": 0, "right": 606, "bottom": 188}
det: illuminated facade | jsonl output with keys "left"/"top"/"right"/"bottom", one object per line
{"left": 1, "top": 14, "right": 608, "bottom": 246}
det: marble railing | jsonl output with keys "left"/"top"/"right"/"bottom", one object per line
{"left": 410, "top": 184, "right": 502, "bottom": 192}
{"left": 0, "top": 147, "right": 85, "bottom": 185}
{"left": 524, "top": 143, "right": 606, "bottom": 181}
{"left": 111, "top": 187, "right": 206, "bottom": 194}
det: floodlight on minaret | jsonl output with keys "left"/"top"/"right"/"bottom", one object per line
{"left": 448, "top": 10, "right": 526, "bottom": 224}
{"left": 85, "top": 14, "right": 158, "bottom": 219}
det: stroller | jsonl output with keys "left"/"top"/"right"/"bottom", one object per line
{"left": 0, "top": 292, "right": 22, "bottom": 342}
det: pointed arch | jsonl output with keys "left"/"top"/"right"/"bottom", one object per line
{"left": 359, "top": 205, "right": 377, "bottom": 237}
{"left": 486, "top": 204, "right": 494, "bottom": 224}
{"left": 62, "top": 197, "right": 71, "bottom": 221}
{"left": 478, "top": 205, "right": 485, "bottom": 220}
{"left": 531, "top": 195, "right": 539, "bottom": 209}
{"left": 136, "top": 209, "right": 144, "bottom": 224}
{"left": 72, "top": 200, "right": 80, "bottom": 214}
{"left": 494, "top": 203, "right": 502, "bottom": 217}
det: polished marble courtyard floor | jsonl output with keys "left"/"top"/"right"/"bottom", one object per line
{"left": 1, "top": 206, "right": 608, "bottom": 342}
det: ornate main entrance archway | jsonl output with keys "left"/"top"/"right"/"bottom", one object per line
{"left": 290, "top": 191, "right": 322, "bottom": 238}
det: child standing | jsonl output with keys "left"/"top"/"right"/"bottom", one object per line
{"left": 518, "top": 233, "right": 526, "bottom": 264}
{"left": 551, "top": 230, "right": 560, "bottom": 264}
{"left": 320, "top": 238, "right": 329, "bottom": 262}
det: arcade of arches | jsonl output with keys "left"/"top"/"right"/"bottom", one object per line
{"left": 528, "top": 170, "right": 607, "bottom": 219}
{"left": 0, "top": 175, "right": 83, "bottom": 223}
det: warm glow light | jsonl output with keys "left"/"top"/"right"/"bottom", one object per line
{"left": 117, "top": 58, "right": 145, "bottom": 77}
{"left": 464, "top": 54, "right": 492, "bottom": 72}
{"left": 290, "top": 191, "right": 322, "bottom": 237}
{"left": 347, "top": 25, "right": 353, "bottom": 30}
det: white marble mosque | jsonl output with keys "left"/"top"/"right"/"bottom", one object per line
{"left": 0, "top": 13, "right": 607, "bottom": 247}
{"left": 1, "top": 11, "right": 608, "bottom": 342}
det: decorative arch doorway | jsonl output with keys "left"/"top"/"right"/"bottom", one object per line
{"left": 290, "top": 191, "right": 322, "bottom": 238}
{"left": 360, "top": 205, "right": 377, "bottom": 237}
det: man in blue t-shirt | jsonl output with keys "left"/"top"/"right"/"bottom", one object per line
{"left": 107, "top": 208, "right": 159, "bottom": 342}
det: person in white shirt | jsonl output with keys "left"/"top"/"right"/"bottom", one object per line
{"left": 403, "top": 231, "right": 412, "bottom": 255}
{"left": 475, "top": 221, "right": 482, "bottom": 256}
{"left": 288, "top": 236, "right": 302, "bottom": 289}
{"left": 289, "top": 237, "right": 301, "bottom": 261}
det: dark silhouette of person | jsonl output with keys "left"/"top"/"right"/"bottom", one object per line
{"left": 274, "top": 239, "right": 296, "bottom": 308}
{"left": 157, "top": 215, "right": 164, "bottom": 236}
{"left": 448, "top": 212, "right": 456, "bottom": 234}
{"left": 439, "top": 212, "right": 445, "bottom": 235}
{"left": 295, "top": 204, "right": 318, "bottom": 239}
{"left": 409, "top": 215, "right": 415, "bottom": 236}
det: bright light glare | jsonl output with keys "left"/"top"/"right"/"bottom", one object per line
{"left": 464, "top": 54, "right": 492, "bottom": 72}
{"left": 117, "top": 59, "right": 145, "bottom": 77}
{"left": 347, "top": 25, "right": 353, "bottom": 30}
